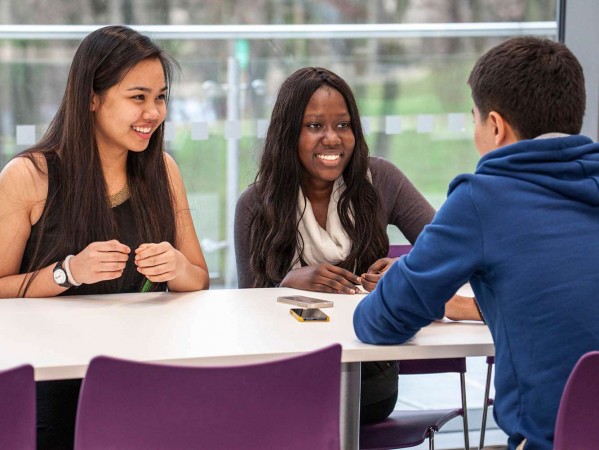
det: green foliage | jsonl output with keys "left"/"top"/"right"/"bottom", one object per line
{"left": 354, "top": 58, "right": 480, "bottom": 201}
{"left": 381, "top": 132, "right": 479, "bottom": 198}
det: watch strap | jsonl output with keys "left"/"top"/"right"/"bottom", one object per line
{"left": 53, "top": 260, "right": 74, "bottom": 288}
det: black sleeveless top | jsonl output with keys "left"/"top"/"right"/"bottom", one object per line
{"left": 19, "top": 153, "right": 165, "bottom": 295}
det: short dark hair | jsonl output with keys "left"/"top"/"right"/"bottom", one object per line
{"left": 468, "top": 36, "right": 585, "bottom": 139}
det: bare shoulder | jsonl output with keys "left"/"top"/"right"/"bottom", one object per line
{"left": 0, "top": 153, "right": 48, "bottom": 204}
{"left": 163, "top": 152, "right": 181, "bottom": 174}
{"left": 163, "top": 152, "right": 185, "bottom": 185}
{"left": 162, "top": 152, "right": 190, "bottom": 211}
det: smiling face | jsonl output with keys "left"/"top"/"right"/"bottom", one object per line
{"left": 298, "top": 87, "right": 355, "bottom": 193}
{"left": 91, "top": 58, "right": 167, "bottom": 157}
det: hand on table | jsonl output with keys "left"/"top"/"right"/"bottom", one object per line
{"left": 444, "top": 295, "right": 484, "bottom": 322}
{"left": 280, "top": 263, "right": 361, "bottom": 294}
{"left": 360, "top": 257, "right": 397, "bottom": 292}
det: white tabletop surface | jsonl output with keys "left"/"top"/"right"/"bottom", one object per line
{"left": 0, "top": 287, "right": 493, "bottom": 381}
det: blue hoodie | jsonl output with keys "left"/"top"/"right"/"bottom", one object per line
{"left": 354, "top": 135, "right": 599, "bottom": 450}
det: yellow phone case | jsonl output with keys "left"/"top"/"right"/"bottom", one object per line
{"left": 290, "top": 308, "right": 330, "bottom": 322}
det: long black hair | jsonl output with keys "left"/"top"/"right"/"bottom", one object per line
{"left": 248, "top": 67, "right": 388, "bottom": 287}
{"left": 19, "top": 25, "right": 178, "bottom": 295}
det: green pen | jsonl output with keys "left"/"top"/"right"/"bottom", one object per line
{"left": 141, "top": 278, "right": 152, "bottom": 293}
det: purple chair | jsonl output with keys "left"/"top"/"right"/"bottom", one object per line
{"left": 0, "top": 364, "right": 36, "bottom": 450}
{"left": 553, "top": 351, "right": 599, "bottom": 450}
{"left": 360, "top": 357, "right": 469, "bottom": 450}
{"left": 74, "top": 344, "right": 341, "bottom": 450}
{"left": 479, "top": 356, "right": 495, "bottom": 449}
{"left": 359, "top": 245, "right": 470, "bottom": 450}
{"left": 387, "top": 244, "right": 413, "bottom": 259}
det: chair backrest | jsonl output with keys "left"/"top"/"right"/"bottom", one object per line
{"left": 75, "top": 345, "right": 342, "bottom": 450}
{"left": 0, "top": 364, "right": 36, "bottom": 450}
{"left": 387, "top": 244, "right": 413, "bottom": 259}
{"left": 553, "top": 351, "right": 599, "bottom": 450}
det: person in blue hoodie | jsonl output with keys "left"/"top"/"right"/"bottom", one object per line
{"left": 353, "top": 36, "right": 599, "bottom": 450}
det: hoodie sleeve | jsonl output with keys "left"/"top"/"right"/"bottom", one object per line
{"left": 353, "top": 181, "right": 486, "bottom": 344}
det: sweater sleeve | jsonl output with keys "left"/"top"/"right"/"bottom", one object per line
{"left": 234, "top": 187, "right": 256, "bottom": 288}
{"left": 353, "top": 181, "right": 485, "bottom": 344}
{"left": 370, "top": 157, "right": 436, "bottom": 243}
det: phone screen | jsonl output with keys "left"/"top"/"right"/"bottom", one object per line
{"left": 290, "top": 308, "right": 330, "bottom": 322}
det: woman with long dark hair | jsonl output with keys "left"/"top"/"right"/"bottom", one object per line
{"left": 0, "top": 25, "right": 209, "bottom": 447}
{"left": 235, "top": 67, "right": 436, "bottom": 293}
{"left": 0, "top": 25, "right": 209, "bottom": 297}
{"left": 235, "top": 67, "right": 437, "bottom": 423}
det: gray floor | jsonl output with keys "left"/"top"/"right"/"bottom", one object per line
{"left": 394, "top": 356, "right": 508, "bottom": 449}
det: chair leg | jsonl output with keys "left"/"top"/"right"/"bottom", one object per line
{"left": 479, "top": 361, "right": 493, "bottom": 449}
{"left": 460, "top": 373, "right": 470, "bottom": 450}
{"left": 428, "top": 427, "right": 435, "bottom": 450}
{"left": 479, "top": 404, "right": 489, "bottom": 450}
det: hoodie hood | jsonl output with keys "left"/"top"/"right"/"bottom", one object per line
{"left": 450, "top": 135, "right": 599, "bottom": 206}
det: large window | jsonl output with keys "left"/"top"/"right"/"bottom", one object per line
{"left": 1, "top": 2, "right": 566, "bottom": 447}
{"left": 0, "top": 1, "right": 557, "bottom": 288}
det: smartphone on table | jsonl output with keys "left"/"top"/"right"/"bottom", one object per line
{"left": 289, "top": 308, "right": 330, "bottom": 322}
{"left": 277, "top": 295, "right": 333, "bottom": 309}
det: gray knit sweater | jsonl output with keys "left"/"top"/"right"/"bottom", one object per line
{"left": 234, "top": 157, "right": 435, "bottom": 288}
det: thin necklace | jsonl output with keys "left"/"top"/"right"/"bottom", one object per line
{"left": 109, "top": 184, "right": 131, "bottom": 208}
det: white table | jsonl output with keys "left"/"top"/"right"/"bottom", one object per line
{"left": 0, "top": 288, "right": 494, "bottom": 448}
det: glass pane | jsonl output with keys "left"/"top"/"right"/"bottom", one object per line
{"left": 0, "top": 0, "right": 557, "bottom": 287}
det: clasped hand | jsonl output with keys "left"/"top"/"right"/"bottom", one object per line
{"left": 68, "top": 239, "right": 180, "bottom": 285}
{"left": 280, "top": 263, "right": 361, "bottom": 294}
{"left": 280, "top": 257, "right": 399, "bottom": 294}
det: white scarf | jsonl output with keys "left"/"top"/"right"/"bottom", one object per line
{"left": 292, "top": 176, "right": 352, "bottom": 269}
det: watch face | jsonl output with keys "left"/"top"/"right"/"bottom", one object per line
{"left": 53, "top": 268, "right": 67, "bottom": 285}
